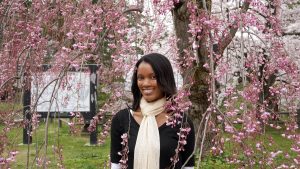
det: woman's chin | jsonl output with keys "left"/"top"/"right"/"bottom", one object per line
{"left": 144, "top": 98, "right": 155, "bottom": 102}
{"left": 143, "top": 96, "right": 164, "bottom": 103}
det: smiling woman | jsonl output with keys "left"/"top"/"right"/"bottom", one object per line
{"left": 110, "top": 53, "right": 195, "bottom": 169}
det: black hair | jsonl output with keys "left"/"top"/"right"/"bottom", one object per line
{"left": 131, "top": 53, "right": 177, "bottom": 111}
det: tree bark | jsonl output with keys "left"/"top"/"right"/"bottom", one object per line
{"left": 173, "top": 0, "right": 213, "bottom": 154}
{"left": 172, "top": 0, "right": 251, "bottom": 155}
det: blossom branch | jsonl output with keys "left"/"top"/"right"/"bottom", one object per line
{"left": 0, "top": 76, "right": 19, "bottom": 90}
{"left": 215, "top": 0, "right": 251, "bottom": 55}
{"left": 122, "top": 6, "right": 143, "bottom": 14}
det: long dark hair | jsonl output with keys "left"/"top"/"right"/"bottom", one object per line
{"left": 131, "top": 53, "right": 177, "bottom": 111}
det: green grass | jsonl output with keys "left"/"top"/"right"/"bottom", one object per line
{"left": 2, "top": 120, "right": 110, "bottom": 169}
{"left": 0, "top": 102, "right": 23, "bottom": 123}
{"left": 0, "top": 101, "right": 22, "bottom": 110}
{"left": 197, "top": 125, "right": 298, "bottom": 168}
{"left": 2, "top": 120, "right": 298, "bottom": 168}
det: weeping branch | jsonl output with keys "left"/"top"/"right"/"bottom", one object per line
{"left": 215, "top": 1, "right": 251, "bottom": 55}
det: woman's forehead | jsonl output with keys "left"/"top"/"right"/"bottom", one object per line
{"left": 137, "top": 62, "right": 155, "bottom": 74}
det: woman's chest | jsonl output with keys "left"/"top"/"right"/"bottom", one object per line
{"left": 127, "top": 123, "right": 179, "bottom": 156}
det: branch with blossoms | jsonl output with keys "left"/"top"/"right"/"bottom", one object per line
{"left": 170, "top": 124, "right": 191, "bottom": 169}
{"left": 0, "top": 109, "right": 21, "bottom": 168}
{"left": 0, "top": 151, "right": 18, "bottom": 168}
{"left": 165, "top": 88, "right": 192, "bottom": 127}
{"left": 52, "top": 145, "right": 65, "bottom": 169}
{"left": 118, "top": 133, "right": 129, "bottom": 169}
{"left": 214, "top": 0, "right": 251, "bottom": 57}
{"left": 123, "top": 5, "right": 143, "bottom": 14}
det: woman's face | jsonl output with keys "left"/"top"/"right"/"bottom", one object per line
{"left": 137, "top": 61, "right": 164, "bottom": 102}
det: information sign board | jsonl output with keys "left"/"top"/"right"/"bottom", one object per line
{"left": 31, "top": 72, "right": 90, "bottom": 112}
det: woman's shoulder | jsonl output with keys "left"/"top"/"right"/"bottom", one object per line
{"left": 111, "top": 108, "right": 131, "bottom": 131}
{"left": 113, "top": 108, "right": 131, "bottom": 120}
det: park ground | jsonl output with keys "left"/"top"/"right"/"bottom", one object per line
{"left": 1, "top": 118, "right": 298, "bottom": 169}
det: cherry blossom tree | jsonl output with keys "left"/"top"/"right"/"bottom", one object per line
{"left": 167, "top": 0, "right": 300, "bottom": 167}
{"left": 1, "top": 0, "right": 300, "bottom": 168}
{"left": 0, "top": 0, "right": 140, "bottom": 168}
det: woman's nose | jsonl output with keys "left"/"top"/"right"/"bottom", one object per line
{"left": 141, "top": 78, "right": 151, "bottom": 86}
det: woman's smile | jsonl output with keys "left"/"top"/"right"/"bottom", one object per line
{"left": 141, "top": 88, "right": 154, "bottom": 95}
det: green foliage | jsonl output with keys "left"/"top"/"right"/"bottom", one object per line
{"left": 97, "top": 84, "right": 111, "bottom": 108}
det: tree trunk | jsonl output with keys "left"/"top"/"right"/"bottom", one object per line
{"left": 172, "top": 0, "right": 215, "bottom": 154}
{"left": 172, "top": 0, "right": 250, "bottom": 155}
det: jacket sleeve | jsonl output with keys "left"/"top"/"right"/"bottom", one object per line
{"left": 110, "top": 112, "right": 123, "bottom": 164}
{"left": 181, "top": 115, "right": 195, "bottom": 167}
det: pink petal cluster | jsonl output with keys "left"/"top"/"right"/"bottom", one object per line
{"left": 166, "top": 89, "right": 192, "bottom": 127}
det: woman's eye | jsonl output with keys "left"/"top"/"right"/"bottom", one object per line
{"left": 137, "top": 76, "right": 143, "bottom": 80}
{"left": 151, "top": 76, "right": 156, "bottom": 79}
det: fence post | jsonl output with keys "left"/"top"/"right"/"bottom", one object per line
{"left": 23, "top": 88, "right": 32, "bottom": 144}
{"left": 89, "top": 64, "right": 98, "bottom": 145}
{"left": 58, "top": 119, "right": 62, "bottom": 128}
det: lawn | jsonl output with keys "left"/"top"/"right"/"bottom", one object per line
{"left": 2, "top": 119, "right": 110, "bottom": 169}
{"left": 2, "top": 119, "right": 298, "bottom": 168}
{"left": 199, "top": 124, "right": 298, "bottom": 169}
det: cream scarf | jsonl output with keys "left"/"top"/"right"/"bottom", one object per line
{"left": 134, "top": 97, "right": 166, "bottom": 169}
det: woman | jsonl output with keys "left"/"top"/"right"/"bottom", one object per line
{"left": 110, "top": 53, "right": 195, "bottom": 169}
